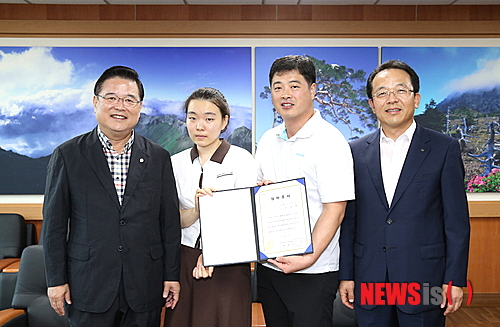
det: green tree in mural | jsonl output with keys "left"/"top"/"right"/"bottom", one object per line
{"left": 259, "top": 55, "right": 376, "bottom": 139}
{"left": 415, "top": 99, "right": 446, "bottom": 132}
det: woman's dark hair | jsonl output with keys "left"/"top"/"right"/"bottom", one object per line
{"left": 183, "top": 87, "right": 230, "bottom": 133}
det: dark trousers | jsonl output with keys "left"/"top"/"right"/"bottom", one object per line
{"left": 355, "top": 303, "right": 446, "bottom": 327}
{"left": 67, "top": 277, "right": 162, "bottom": 327}
{"left": 257, "top": 264, "right": 338, "bottom": 327}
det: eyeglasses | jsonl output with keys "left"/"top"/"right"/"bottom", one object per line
{"left": 95, "top": 94, "right": 142, "bottom": 109}
{"left": 372, "top": 87, "right": 414, "bottom": 100}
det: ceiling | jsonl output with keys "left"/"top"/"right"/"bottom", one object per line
{"left": 1, "top": 0, "right": 500, "bottom": 5}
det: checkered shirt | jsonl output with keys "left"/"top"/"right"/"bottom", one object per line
{"left": 97, "top": 127, "right": 134, "bottom": 205}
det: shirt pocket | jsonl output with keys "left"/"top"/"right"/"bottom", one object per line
{"left": 215, "top": 172, "right": 236, "bottom": 189}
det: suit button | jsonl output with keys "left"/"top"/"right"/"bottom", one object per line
{"left": 383, "top": 247, "right": 386, "bottom": 252}
{"left": 120, "top": 219, "right": 126, "bottom": 226}
{"left": 117, "top": 246, "right": 123, "bottom": 252}
{"left": 386, "top": 219, "right": 393, "bottom": 225}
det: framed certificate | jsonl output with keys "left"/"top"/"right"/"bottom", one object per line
{"left": 198, "top": 178, "right": 313, "bottom": 266}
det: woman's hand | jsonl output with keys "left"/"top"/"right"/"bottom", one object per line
{"left": 192, "top": 254, "right": 214, "bottom": 279}
{"left": 194, "top": 188, "right": 217, "bottom": 214}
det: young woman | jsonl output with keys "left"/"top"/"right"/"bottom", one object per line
{"left": 164, "top": 87, "right": 256, "bottom": 327}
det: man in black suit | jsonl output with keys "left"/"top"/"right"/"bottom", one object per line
{"left": 42, "top": 66, "right": 181, "bottom": 327}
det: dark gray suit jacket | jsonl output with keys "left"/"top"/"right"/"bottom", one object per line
{"left": 42, "top": 127, "right": 181, "bottom": 313}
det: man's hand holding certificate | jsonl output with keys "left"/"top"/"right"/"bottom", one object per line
{"left": 198, "top": 178, "right": 313, "bottom": 267}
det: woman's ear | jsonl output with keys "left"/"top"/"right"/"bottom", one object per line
{"left": 221, "top": 114, "right": 229, "bottom": 132}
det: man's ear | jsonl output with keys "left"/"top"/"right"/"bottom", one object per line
{"left": 310, "top": 83, "right": 317, "bottom": 98}
{"left": 414, "top": 92, "right": 421, "bottom": 109}
{"left": 92, "top": 96, "right": 98, "bottom": 114}
{"left": 368, "top": 98, "right": 376, "bottom": 113}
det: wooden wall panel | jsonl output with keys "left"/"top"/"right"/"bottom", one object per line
{"left": 311, "top": 5, "right": 364, "bottom": 21}
{"left": 418, "top": 5, "right": 472, "bottom": 21}
{"left": 99, "top": 5, "right": 135, "bottom": 21}
{"left": 136, "top": 5, "right": 189, "bottom": 21}
{"left": 1, "top": 4, "right": 500, "bottom": 22}
{"left": 188, "top": 5, "right": 242, "bottom": 21}
{"left": 135, "top": 5, "right": 276, "bottom": 21}
{"left": 240, "top": 6, "right": 276, "bottom": 21}
{"left": 136, "top": 5, "right": 186, "bottom": 21}
{"left": 1, "top": 20, "right": 500, "bottom": 38}
{"left": 45, "top": 5, "right": 101, "bottom": 20}
{"left": 276, "top": 5, "right": 313, "bottom": 21}
{"left": 362, "top": 5, "right": 416, "bottom": 21}
{"left": 0, "top": 4, "right": 48, "bottom": 20}
{"left": 470, "top": 5, "right": 500, "bottom": 21}
{"left": 467, "top": 217, "right": 500, "bottom": 293}
{"left": 0, "top": 204, "right": 42, "bottom": 221}
{"left": 469, "top": 201, "right": 500, "bottom": 218}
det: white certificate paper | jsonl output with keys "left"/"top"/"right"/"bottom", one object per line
{"left": 198, "top": 178, "right": 313, "bottom": 266}
{"left": 255, "top": 179, "right": 312, "bottom": 259}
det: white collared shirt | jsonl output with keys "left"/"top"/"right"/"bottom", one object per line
{"left": 380, "top": 121, "right": 416, "bottom": 207}
{"left": 171, "top": 140, "right": 258, "bottom": 248}
{"left": 256, "top": 109, "right": 355, "bottom": 274}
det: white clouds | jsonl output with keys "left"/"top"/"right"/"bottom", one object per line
{"left": 448, "top": 57, "right": 500, "bottom": 93}
{"left": 0, "top": 47, "right": 83, "bottom": 117}
{"left": 0, "top": 61, "right": 96, "bottom": 157}
{"left": 142, "top": 98, "right": 184, "bottom": 117}
{"left": 0, "top": 47, "right": 74, "bottom": 95}
{"left": 0, "top": 47, "right": 253, "bottom": 158}
{"left": 1, "top": 87, "right": 93, "bottom": 117}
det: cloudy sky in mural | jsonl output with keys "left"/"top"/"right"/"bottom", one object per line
{"left": 382, "top": 47, "right": 500, "bottom": 114}
{"left": 0, "top": 46, "right": 251, "bottom": 158}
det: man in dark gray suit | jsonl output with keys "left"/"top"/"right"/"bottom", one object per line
{"left": 339, "top": 60, "right": 470, "bottom": 327}
{"left": 42, "top": 66, "right": 181, "bottom": 327}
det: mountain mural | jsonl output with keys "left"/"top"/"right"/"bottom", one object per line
{"left": 227, "top": 125, "right": 252, "bottom": 153}
{"left": 135, "top": 113, "right": 193, "bottom": 156}
{"left": 136, "top": 113, "right": 252, "bottom": 155}
{"left": 1, "top": 113, "right": 252, "bottom": 194}
{"left": 436, "top": 87, "right": 500, "bottom": 114}
{"left": 0, "top": 147, "right": 50, "bottom": 194}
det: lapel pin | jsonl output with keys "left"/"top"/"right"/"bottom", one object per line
{"left": 421, "top": 149, "right": 425, "bottom": 152}
{"left": 139, "top": 158, "right": 144, "bottom": 163}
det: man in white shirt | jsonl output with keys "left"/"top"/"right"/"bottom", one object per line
{"left": 339, "top": 60, "right": 470, "bottom": 327}
{"left": 255, "top": 55, "right": 355, "bottom": 327}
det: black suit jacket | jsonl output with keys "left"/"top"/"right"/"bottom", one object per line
{"left": 42, "top": 127, "right": 181, "bottom": 313}
{"left": 340, "top": 124, "right": 470, "bottom": 314}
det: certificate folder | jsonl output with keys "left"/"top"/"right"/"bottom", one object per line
{"left": 198, "top": 178, "right": 313, "bottom": 267}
